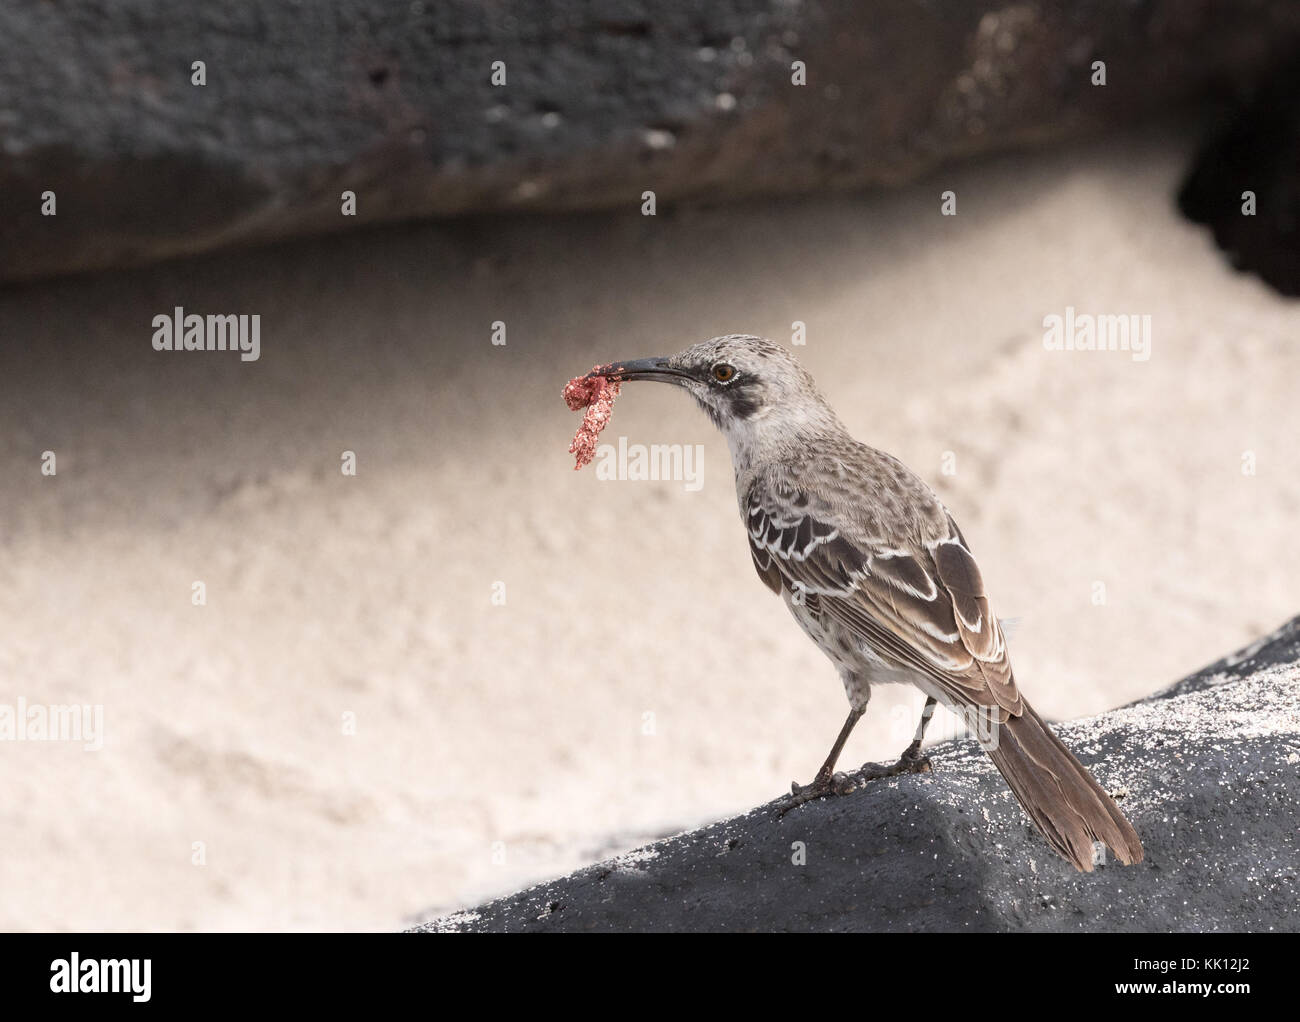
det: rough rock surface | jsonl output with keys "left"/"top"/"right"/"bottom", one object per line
{"left": 415, "top": 617, "right": 1300, "bottom": 932}
{"left": 5, "top": 1, "right": 1300, "bottom": 281}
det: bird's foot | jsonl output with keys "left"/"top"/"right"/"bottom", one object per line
{"left": 776, "top": 769, "right": 857, "bottom": 817}
{"left": 848, "top": 746, "right": 933, "bottom": 784}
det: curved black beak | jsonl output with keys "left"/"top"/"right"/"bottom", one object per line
{"left": 588, "top": 357, "right": 692, "bottom": 384}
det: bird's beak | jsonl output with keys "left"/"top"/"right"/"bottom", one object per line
{"left": 589, "top": 357, "right": 692, "bottom": 385}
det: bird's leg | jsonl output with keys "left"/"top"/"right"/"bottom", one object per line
{"left": 850, "top": 696, "right": 937, "bottom": 782}
{"left": 777, "top": 707, "right": 863, "bottom": 816}
{"left": 899, "top": 695, "right": 938, "bottom": 767}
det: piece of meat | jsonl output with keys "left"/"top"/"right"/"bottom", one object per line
{"left": 563, "top": 366, "right": 621, "bottom": 470}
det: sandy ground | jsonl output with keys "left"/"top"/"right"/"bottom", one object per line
{"left": 1, "top": 123, "right": 1297, "bottom": 931}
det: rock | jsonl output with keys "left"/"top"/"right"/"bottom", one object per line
{"left": 1157, "top": 615, "right": 1300, "bottom": 699}
{"left": 1178, "top": 57, "right": 1300, "bottom": 297}
{"left": 6, "top": 2, "right": 1300, "bottom": 281}
{"left": 414, "top": 617, "right": 1300, "bottom": 932}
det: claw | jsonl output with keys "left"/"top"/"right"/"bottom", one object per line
{"left": 849, "top": 751, "right": 934, "bottom": 783}
{"left": 778, "top": 770, "right": 856, "bottom": 817}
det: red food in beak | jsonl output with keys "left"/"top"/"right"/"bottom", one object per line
{"left": 563, "top": 367, "right": 621, "bottom": 470}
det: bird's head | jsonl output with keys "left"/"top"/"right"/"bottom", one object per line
{"left": 595, "top": 334, "right": 844, "bottom": 465}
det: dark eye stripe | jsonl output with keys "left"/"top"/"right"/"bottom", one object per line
{"left": 730, "top": 386, "right": 760, "bottom": 419}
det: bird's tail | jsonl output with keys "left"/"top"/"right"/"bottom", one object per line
{"left": 984, "top": 700, "right": 1143, "bottom": 871}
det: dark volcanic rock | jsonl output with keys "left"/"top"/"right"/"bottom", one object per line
{"left": 415, "top": 617, "right": 1300, "bottom": 932}
{"left": 1157, "top": 616, "right": 1300, "bottom": 699}
{"left": 5, "top": 1, "right": 1300, "bottom": 281}
{"left": 1178, "top": 58, "right": 1300, "bottom": 297}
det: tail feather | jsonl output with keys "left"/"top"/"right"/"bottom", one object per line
{"left": 985, "top": 701, "right": 1143, "bottom": 871}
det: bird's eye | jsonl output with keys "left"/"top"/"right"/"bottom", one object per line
{"left": 712, "top": 363, "right": 736, "bottom": 383}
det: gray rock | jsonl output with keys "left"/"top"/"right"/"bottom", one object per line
{"left": 1157, "top": 615, "right": 1300, "bottom": 699}
{"left": 5, "top": 2, "right": 1300, "bottom": 281}
{"left": 415, "top": 616, "right": 1300, "bottom": 932}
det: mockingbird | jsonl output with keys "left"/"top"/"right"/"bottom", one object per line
{"left": 587, "top": 334, "right": 1143, "bottom": 872}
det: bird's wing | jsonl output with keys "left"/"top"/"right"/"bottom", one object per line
{"left": 746, "top": 473, "right": 1023, "bottom": 719}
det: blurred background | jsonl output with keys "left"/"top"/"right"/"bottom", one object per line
{"left": 1, "top": 3, "right": 1298, "bottom": 931}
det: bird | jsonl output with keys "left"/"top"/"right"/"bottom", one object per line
{"left": 586, "top": 334, "right": 1143, "bottom": 872}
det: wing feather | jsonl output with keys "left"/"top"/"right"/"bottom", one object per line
{"left": 746, "top": 479, "right": 1022, "bottom": 717}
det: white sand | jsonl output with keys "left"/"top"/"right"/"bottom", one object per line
{"left": 1, "top": 123, "right": 1297, "bottom": 930}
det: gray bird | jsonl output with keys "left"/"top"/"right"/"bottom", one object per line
{"left": 588, "top": 334, "right": 1143, "bottom": 872}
